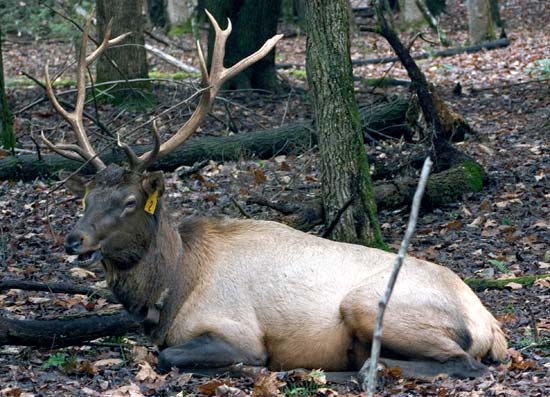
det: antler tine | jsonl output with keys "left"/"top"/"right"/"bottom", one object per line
{"left": 41, "top": 14, "right": 130, "bottom": 172}
{"left": 117, "top": 133, "right": 140, "bottom": 170}
{"left": 118, "top": 120, "right": 161, "bottom": 173}
{"left": 134, "top": 120, "right": 161, "bottom": 173}
{"left": 86, "top": 20, "right": 131, "bottom": 66}
{"left": 39, "top": 131, "right": 86, "bottom": 162}
{"left": 128, "top": 9, "right": 283, "bottom": 170}
{"left": 205, "top": 9, "right": 232, "bottom": 89}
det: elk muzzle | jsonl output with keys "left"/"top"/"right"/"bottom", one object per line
{"left": 65, "top": 230, "right": 103, "bottom": 267}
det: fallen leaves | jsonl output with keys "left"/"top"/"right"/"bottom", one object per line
{"left": 252, "top": 370, "right": 285, "bottom": 397}
{"left": 198, "top": 379, "right": 235, "bottom": 396}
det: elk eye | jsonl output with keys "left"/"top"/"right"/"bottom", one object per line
{"left": 125, "top": 196, "right": 137, "bottom": 209}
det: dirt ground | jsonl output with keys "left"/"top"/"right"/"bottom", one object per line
{"left": 0, "top": 1, "right": 548, "bottom": 396}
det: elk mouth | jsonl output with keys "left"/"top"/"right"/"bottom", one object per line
{"left": 73, "top": 250, "right": 103, "bottom": 268}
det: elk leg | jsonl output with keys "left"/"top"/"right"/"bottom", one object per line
{"left": 157, "top": 333, "right": 267, "bottom": 372}
{"left": 357, "top": 355, "right": 487, "bottom": 388}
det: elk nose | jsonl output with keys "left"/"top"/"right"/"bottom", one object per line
{"left": 64, "top": 233, "right": 82, "bottom": 255}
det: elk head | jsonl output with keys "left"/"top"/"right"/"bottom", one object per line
{"left": 43, "top": 12, "right": 282, "bottom": 268}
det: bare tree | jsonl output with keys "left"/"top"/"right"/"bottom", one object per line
{"left": 0, "top": 28, "right": 14, "bottom": 150}
{"left": 468, "top": 0, "right": 496, "bottom": 44}
{"left": 305, "top": 0, "right": 385, "bottom": 247}
{"left": 96, "top": 0, "right": 150, "bottom": 103}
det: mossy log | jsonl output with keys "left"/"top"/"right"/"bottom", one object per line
{"left": 374, "top": 160, "right": 486, "bottom": 210}
{"left": 0, "top": 124, "right": 317, "bottom": 181}
{"left": 465, "top": 274, "right": 550, "bottom": 291}
{"left": 0, "top": 99, "right": 412, "bottom": 181}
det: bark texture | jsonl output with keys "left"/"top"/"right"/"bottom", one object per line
{"left": 147, "top": 0, "right": 168, "bottom": 27}
{"left": 167, "top": 0, "right": 197, "bottom": 28}
{"left": 96, "top": 0, "right": 150, "bottom": 100}
{"left": 306, "top": 0, "right": 384, "bottom": 248}
{"left": 467, "top": 0, "right": 496, "bottom": 44}
{"left": 0, "top": 311, "right": 138, "bottom": 348}
{"left": 0, "top": 29, "right": 15, "bottom": 150}
{"left": 206, "top": 0, "right": 281, "bottom": 91}
{"left": 399, "top": 0, "right": 425, "bottom": 27}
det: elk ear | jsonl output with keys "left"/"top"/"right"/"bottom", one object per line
{"left": 141, "top": 171, "right": 165, "bottom": 197}
{"left": 58, "top": 170, "right": 95, "bottom": 198}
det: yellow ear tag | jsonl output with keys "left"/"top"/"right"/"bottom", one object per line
{"left": 82, "top": 187, "right": 90, "bottom": 210}
{"left": 144, "top": 190, "right": 158, "bottom": 214}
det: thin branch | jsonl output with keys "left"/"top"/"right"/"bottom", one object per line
{"left": 322, "top": 196, "right": 355, "bottom": 238}
{"left": 364, "top": 157, "right": 433, "bottom": 396}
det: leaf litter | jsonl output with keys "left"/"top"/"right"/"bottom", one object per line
{"left": 0, "top": 0, "right": 549, "bottom": 395}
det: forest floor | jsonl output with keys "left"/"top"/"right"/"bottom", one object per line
{"left": 0, "top": 0, "right": 549, "bottom": 396}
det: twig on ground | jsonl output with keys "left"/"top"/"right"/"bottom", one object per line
{"left": 177, "top": 159, "right": 210, "bottom": 177}
{"left": 364, "top": 157, "right": 432, "bottom": 396}
{"left": 526, "top": 301, "right": 540, "bottom": 344}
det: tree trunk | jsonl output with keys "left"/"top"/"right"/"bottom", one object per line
{"left": 166, "top": 0, "right": 197, "bottom": 32}
{"left": 147, "top": 0, "right": 168, "bottom": 28}
{"left": 467, "top": 0, "right": 496, "bottom": 44}
{"left": 96, "top": 0, "right": 150, "bottom": 103}
{"left": 205, "top": 0, "right": 282, "bottom": 92}
{"left": 305, "top": 0, "right": 385, "bottom": 248}
{"left": 399, "top": 0, "right": 425, "bottom": 28}
{"left": 0, "top": 29, "right": 15, "bottom": 150}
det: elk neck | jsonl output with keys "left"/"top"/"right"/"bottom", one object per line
{"left": 101, "top": 202, "right": 202, "bottom": 344}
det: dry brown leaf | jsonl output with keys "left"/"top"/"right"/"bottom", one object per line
{"left": 79, "top": 360, "right": 96, "bottom": 376}
{"left": 536, "top": 318, "right": 550, "bottom": 331}
{"left": 199, "top": 379, "right": 234, "bottom": 396}
{"left": 445, "top": 220, "right": 463, "bottom": 229}
{"left": 533, "top": 277, "right": 550, "bottom": 288}
{"left": 252, "top": 370, "right": 285, "bottom": 397}
{"left": 93, "top": 358, "right": 123, "bottom": 370}
{"left": 253, "top": 169, "right": 267, "bottom": 184}
{"left": 132, "top": 346, "right": 157, "bottom": 366}
{"left": 504, "top": 282, "right": 523, "bottom": 290}
{"left": 70, "top": 267, "right": 97, "bottom": 279}
{"left": 215, "top": 385, "right": 248, "bottom": 397}
{"left": 100, "top": 383, "right": 144, "bottom": 397}
{"left": 496, "top": 313, "right": 517, "bottom": 325}
{"left": 135, "top": 361, "right": 166, "bottom": 383}
{"left": 0, "top": 387, "right": 22, "bottom": 397}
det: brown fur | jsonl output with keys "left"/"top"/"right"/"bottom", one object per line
{"left": 64, "top": 166, "right": 507, "bottom": 376}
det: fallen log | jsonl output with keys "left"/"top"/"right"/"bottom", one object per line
{"left": 374, "top": 160, "right": 486, "bottom": 210}
{"left": 0, "top": 98, "right": 412, "bottom": 181}
{"left": 352, "top": 37, "right": 510, "bottom": 66}
{"left": 0, "top": 279, "right": 116, "bottom": 303}
{"left": 0, "top": 310, "right": 139, "bottom": 348}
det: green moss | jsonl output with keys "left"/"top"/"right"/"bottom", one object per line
{"left": 168, "top": 20, "right": 193, "bottom": 36}
{"left": 463, "top": 160, "right": 485, "bottom": 191}
{"left": 465, "top": 274, "right": 550, "bottom": 291}
{"left": 148, "top": 70, "right": 199, "bottom": 80}
{"left": 288, "top": 69, "right": 307, "bottom": 79}
{"left": 361, "top": 77, "right": 408, "bottom": 87}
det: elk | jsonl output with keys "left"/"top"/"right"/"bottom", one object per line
{"left": 43, "top": 11, "right": 506, "bottom": 388}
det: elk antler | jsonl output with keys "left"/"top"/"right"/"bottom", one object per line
{"left": 122, "top": 10, "right": 284, "bottom": 172}
{"left": 41, "top": 15, "right": 130, "bottom": 171}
